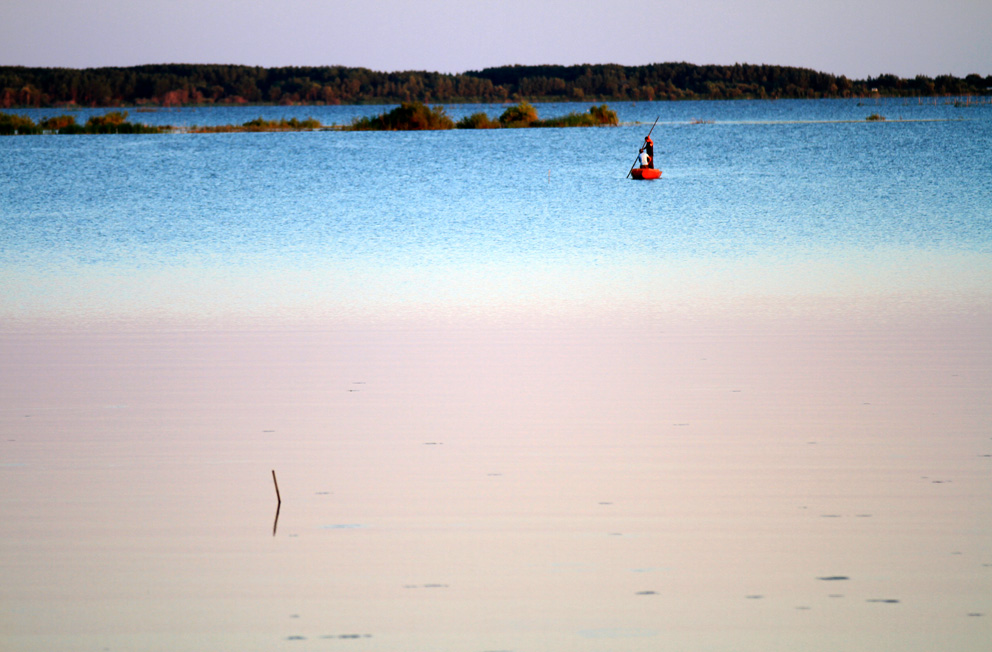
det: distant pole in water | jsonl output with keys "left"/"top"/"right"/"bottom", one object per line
{"left": 272, "top": 469, "right": 281, "bottom": 505}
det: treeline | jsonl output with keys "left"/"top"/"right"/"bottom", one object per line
{"left": 2, "top": 63, "right": 990, "bottom": 108}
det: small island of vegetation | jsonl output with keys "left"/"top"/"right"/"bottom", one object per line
{"left": 1, "top": 102, "right": 619, "bottom": 135}
{"left": 351, "top": 101, "right": 617, "bottom": 130}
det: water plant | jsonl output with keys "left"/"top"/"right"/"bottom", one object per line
{"left": 534, "top": 104, "right": 618, "bottom": 128}
{"left": 0, "top": 112, "right": 41, "bottom": 134}
{"left": 244, "top": 117, "right": 321, "bottom": 130}
{"left": 39, "top": 114, "right": 80, "bottom": 132}
{"left": 498, "top": 101, "right": 538, "bottom": 127}
{"left": 588, "top": 104, "right": 619, "bottom": 126}
{"left": 455, "top": 112, "right": 500, "bottom": 129}
{"left": 2, "top": 102, "right": 620, "bottom": 135}
{"left": 1, "top": 111, "right": 163, "bottom": 134}
{"left": 350, "top": 102, "right": 454, "bottom": 131}
{"left": 84, "top": 111, "right": 163, "bottom": 133}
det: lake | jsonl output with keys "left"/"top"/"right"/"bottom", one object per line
{"left": 2, "top": 99, "right": 991, "bottom": 651}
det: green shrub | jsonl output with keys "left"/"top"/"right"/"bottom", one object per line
{"left": 350, "top": 102, "right": 454, "bottom": 131}
{"left": 238, "top": 117, "right": 322, "bottom": 131}
{"left": 243, "top": 117, "right": 276, "bottom": 129}
{"left": 86, "top": 111, "right": 129, "bottom": 128}
{"left": 456, "top": 112, "right": 500, "bottom": 129}
{"left": 287, "top": 117, "right": 321, "bottom": 129}
{"left": 2, "top": 111, "right": 164, "bottom": 134}
{"left": 535, "top": 104, "right": 619, "bottom": 128}
{"left": 588, "top": 104, "right": 619, "bottom": 126}
{"left": 40, "top": 115, "right": 78, "bottom": 132}
{"left": 82, "top": 111, "right": 161, "bottom": 133}
{"left": 498, "top": 101, "right": 538, "bottom": 127}
{"left": 0, "top": 113, "right": 40, "bottom": 135}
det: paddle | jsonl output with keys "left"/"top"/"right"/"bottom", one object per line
{"left": 627, "top": 116, "right": 660, "bottom": 178}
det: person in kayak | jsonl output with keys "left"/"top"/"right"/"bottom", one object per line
{"left": 638, "top": 135, "right": 654, "bottom": 169}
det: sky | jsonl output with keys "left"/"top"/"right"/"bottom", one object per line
{"left": 2, "top": 0, "right": 990, "bottom": 80}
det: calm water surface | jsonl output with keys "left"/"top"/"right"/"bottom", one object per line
{"left": 2, "top": 98, "right": 990, "bottom": 326}
{"left": 2, "top": 100, "right": 991, "bottom": 652}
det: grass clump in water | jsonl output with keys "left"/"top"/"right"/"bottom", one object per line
{"left": 534, "top": 104, "right": 619, "bottom": 127}
{"left": 460, "top": 102, "right": 618, "bottom": 129}
{"left": 1, "top": 110, "right": 163, "bottom": 134}
{"left": 455, "top": 112, "right": 501, "bottom": 129}
{"left": 84, "top": 111, "right": 162, "bottom": 133}
{"left": 192, "top": 117, "right": 323, "bottom": 132}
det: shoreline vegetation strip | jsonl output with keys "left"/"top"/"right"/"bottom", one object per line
{"left": 0, "top": 102, "right": 941, "bottom": 135}
{"left": 0, "top": 102, "right": 621, "bottom": 135}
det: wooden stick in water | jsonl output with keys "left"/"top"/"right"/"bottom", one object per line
{"left": 272, "top": 469, "right": 282, "bottom": 505}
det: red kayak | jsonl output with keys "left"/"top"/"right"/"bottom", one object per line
{"left": 630, "top": 167, "right": 662, "bottom": 180}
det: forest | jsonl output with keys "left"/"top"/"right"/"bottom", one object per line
{"left": 2, "top": 62, "right": 990, "bottom": 108}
